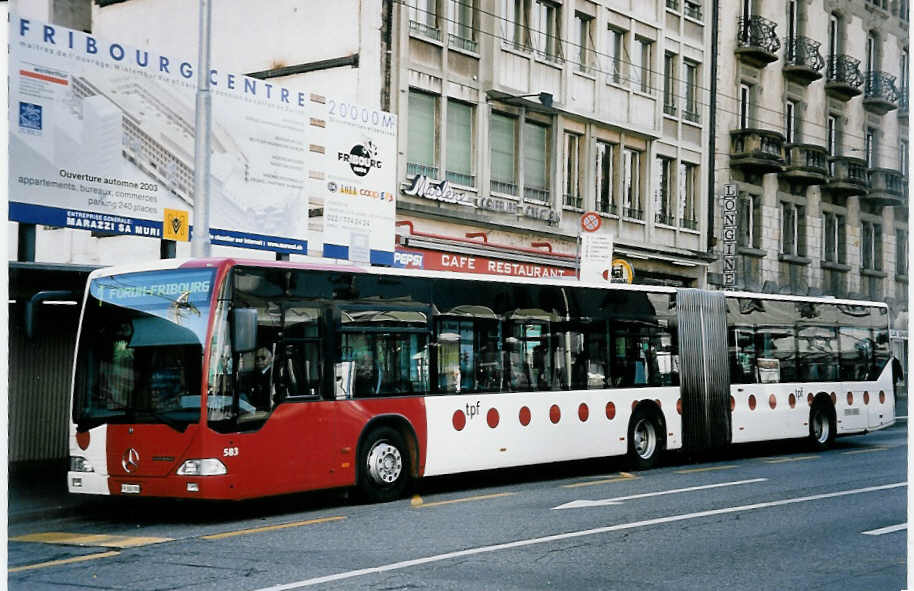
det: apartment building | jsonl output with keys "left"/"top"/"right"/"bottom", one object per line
{"left": 395, "top": 0, "right": 713, "bottom": 285}
{"left": 713, "top": 0, "right": 909, "bottom": 377}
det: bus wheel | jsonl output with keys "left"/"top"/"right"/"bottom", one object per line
{"left": 809, "top": 401, "right": 836, "bottom": 451}
{"left": 358, "top": 426, "right": 411, "bottom": 502}
{"left": 628, "top": 408, "right": 663, "bottom": 470}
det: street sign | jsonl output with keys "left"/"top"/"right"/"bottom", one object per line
{"left": 720, "top": 184, "right": 738, "bottom": 288}
{"left": 580, "top": 211, "right": 602, "bottom": 233}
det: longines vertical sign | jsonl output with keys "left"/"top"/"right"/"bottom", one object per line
{"left": 721, "top": 183, "right": 738, "bottom": 288}
{"left": 7, "top": 14, "right": 397, "bottom": 263}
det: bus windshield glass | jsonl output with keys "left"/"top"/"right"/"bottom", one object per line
{"left": 73, "top": 268, "right": 216, "bottom": 431}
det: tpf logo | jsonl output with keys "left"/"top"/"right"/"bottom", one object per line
{"left": 338, "top": 141, "right": 382, "bottom": 177}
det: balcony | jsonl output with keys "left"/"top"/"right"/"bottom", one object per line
{"left": 863, "top": 71, "right": 899, "bottom": 115}
{"left": 782, "top": 36, "right": 824, "bottom": 84}
{"left": 730, "top": 128, "right": 786, "bottom": 174}
{"left": 736, "top": 16, "right": 781, "bottom": 67}
{"left": 866, "top": 168, "right": 906, "bottom": 207}
{"left": 825, "top": 55, "right": 864, "bottom": 101}
{"left": 824, "top": 156, "right": 869, "bottom": 197}
{"left": 782, "top": 143, "right": 829, "bottom": 185}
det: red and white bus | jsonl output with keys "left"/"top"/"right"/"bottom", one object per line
{"left": 67, "top": 258, "right": 897, "bottom": 502}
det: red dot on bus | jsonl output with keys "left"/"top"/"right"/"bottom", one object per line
{"left": 807, "top": 393, "right": 814, "bottom": 406}
{"left": 519, "top": 406, "right": 531, "bottom": 426}
{"left": 830, "top": 392, "right": 837, "bottom": 405}
{"left": 605, "top": 402, "right": 616, "bottom": 420}
{"left": 550, "top": 405, "right": 561, "bottom": 424}
{"left": 748, "top": 395, "right": 757, "bottom": 410}
{"left": 578, "top": 403, "right": 589, "bottom": 422}
{"left": 487, "top": 408, "right": 500, "bottom": 428}
{"left": 452, "top": 410, "right": 466, "bottom": 431}
{"left": 677, "top": 399, "right": 683, "bottom": 415}
{"left": 847, "top": 392, "right": 854, "bottom": 406}
{"left": 655, "top": 399, "right": 662, "bottom": 408}
{"left": 879, "top": 390, "right": 886, "bottom": 404}
{"left": 631, "top": 400, "right": 639, "bottom": 411}
{"left": 788, "top": 393, "right": 796, "bottom": 409}
{"left": 76, "top": 431, "right": 90, "bottom": 451}
{"left": 729, "top": 396, "right": 735, "bottom": 412}
{"left": 863, "top": 391, "right": 870, "bottom": 405}
{"left": 769, "top": 394, "right": 777, "bottom": 410}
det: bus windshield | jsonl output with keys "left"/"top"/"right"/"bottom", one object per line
{"left": 73, "top": 268, "right": 216, "bottom": 431}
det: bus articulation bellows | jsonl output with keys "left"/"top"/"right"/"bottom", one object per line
{"left": 68, "top": 258, "right": 897, "bottom": 502}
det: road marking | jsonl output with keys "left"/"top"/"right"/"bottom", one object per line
{"left": 842, "top": 447, "right": 890, "bottom": 455}
{"left": 562, "top": 472, "right": 638, "bottom": 488}
{"left": 411, "top": 492, "right": 515, "bottom": 508}
{"left": 201, "top": 516, "right": 346, "bottom": 540}
{"left": 9, "top": 551, "right": 121, "bottom": 573}
{"left": 253, "top": 482, "right": 906, "bottom": 590}
{"left": 674, "top": 465, "right": 738, "bottom": 474}
{"left": 762, "top": 455, "right": 819, "bottom": 464}
{"left": 410, "top": 495, "right": 424, "bottom": 506}
{"left": 10, "top": 532, "right": 171, "bottom": 548}
{"left": 862, "top": 523, "right": 906, "bottom": 536}
{"left": 553, "top": 478, "right": 768, "bottom": 510}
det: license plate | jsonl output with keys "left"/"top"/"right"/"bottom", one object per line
{"left": 121, "top": 483, "right": 140, "bottom": 494}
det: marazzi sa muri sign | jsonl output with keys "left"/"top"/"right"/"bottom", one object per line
{"left": 403, "top": 175, "right": 559, "bottom": 224}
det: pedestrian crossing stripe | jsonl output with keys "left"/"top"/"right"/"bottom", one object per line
{"left": 11, "top": 532, "right": 172, "bottom": 548}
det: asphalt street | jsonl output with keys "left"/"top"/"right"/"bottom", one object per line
{"left": 8, "top": 422, "right": 907, "bottom": 590}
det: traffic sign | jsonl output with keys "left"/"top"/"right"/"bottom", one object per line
{"left": 580, "top": 211, "right": 602, "bottom": 233}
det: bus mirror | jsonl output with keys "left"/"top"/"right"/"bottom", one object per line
{"left": 25, "top": 290, "right": 77, "bottom": 339}
{"left": 232, "top": 308, "right": 258, "bottom": 353}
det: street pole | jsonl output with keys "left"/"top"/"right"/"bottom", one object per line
{"left": 191, "top": 0, "right": 213, "bottom": 258}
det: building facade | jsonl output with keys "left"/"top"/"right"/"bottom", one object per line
{"left": 712, "top": 0, "right": 909, "bottom": 384}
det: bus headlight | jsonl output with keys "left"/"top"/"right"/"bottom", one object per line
{"left": 70, "top": 456, "right": 95, "bottom": 472}
{"left": 176, "top": 459, "right": 227, "bottom": 476}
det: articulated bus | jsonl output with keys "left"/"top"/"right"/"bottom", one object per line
{"left": 68, "top": 258, "right": 897, "bottom": 502}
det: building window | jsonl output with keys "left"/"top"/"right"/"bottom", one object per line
{"left": 663, "top": 53, "right": 677, "bottom": 115}
{"left": 679, "top": 162, "right": 698, "bottom": 230}
{"left": 608, "top": 27, "right": 625, "bottom": 84}
{"left": 595, "top": 140, "right": 615, "bottom": 215}
{"left": 780, "top": 202, "right": 806, "bottom": 257}
{"left": 897, "top": 229, "right": 908, "bottom": 276}
{"left": 865, "top": 127, "right": 876, "bottom": 167}
{"left": 532, "top": 0, "right": 562, "bottom": 61}
{"left": 822, "top": 212, "right": 846, "bottom": 264}
{"left": 739, "top": 83, "right": 752, "bottom": 128}
{"left": 683, "top": 60, "right": 700, "bottom": 123}
{"left": 861, "top": 221, "right": 883, "bottom": 271}
{"left": 622, "top": 148, "right": 642, "bottom": 219}
{"left": 901, "top": 139, "right": 909, "bottom": 176}
{"left": 654, "top": 156, "right": 674, "bottom": 225}
{"left": 738, "top": 193, "right": 761, "bottom": 249}
{"left": 632, "top": 38, "right": 653, "bottom": 93}
{"left": 574, "top": 12, "right": 594, "bottom": 73}
{"left": 407, "top": 90, "right": 438, "bottom": 178}
{"left": 503, "top": 0, "right": 530, "bottom": 50}
{"left": 448, "top": 0, "right": 477, "bottom": 51}
{"left": 564, "top": 133, "right": 582, "bottom": 208}
{"left": 490, "top": 112, "right": 517, "bottom": 194}
{"left": 409, "top": 0, "right": 440, "bottom": 40}
{"left": 785, "top": 99, "right": 797, "bottom": 144}
{"left": 524, "top": 120, "right": 550, "bottom": 201}
{"left": 446, "top": 100, "right": 474, "bottom": 186}
{"left": 826, "top": 115, "right": 839, "bottom": 155}
{"left": 684, "top": 0, "right": 703, "bottom": 20}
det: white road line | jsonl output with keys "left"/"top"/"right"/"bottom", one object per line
{"left": 552, "top": 478, "right": 768, "bottom": 510}
{"left": 253, "top": 481, "right": 906, "bottom": 591}
{"left": 862, "top": 523, "right": 907, "bottom": 536}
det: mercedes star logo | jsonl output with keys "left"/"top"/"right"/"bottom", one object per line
{"left": 122, "top": 448, "right": 140, "bottom": 473}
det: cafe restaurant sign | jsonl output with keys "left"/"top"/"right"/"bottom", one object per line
{"left": 403, "top": 175, "right": 559, "bottom": 225}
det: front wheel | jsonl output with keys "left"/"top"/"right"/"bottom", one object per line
{"left": 809, "top": 401, "right": 836, "bottom": 451}
{"left": 357, "top": 426, "right": 411, "bottom": 503}
{"left": 628, "top": 408, "right": 663, "bottom": 470}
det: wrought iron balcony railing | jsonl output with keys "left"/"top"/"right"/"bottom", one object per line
{"left": 826, "top": 55, "right": 863, "bottom": 88}
{"left": 490, "top": 179, "right": 518, "bottom": 196}
{"left": 448, "top": 34, "right": 478, "bottom": 53}
{"left": 409, "top": 20, "right": 441, "bottom": 42}
{"left": 736, "top": 15, "right": 781, "bottom": 63}
{"left": 783, "top": 36, "right": 824, "bottom": 83}
{"left": 445, "top": 170, "right": 475, "bottom": 187}
{"left": 407, "top": 162, "right": 439, "bottom": 179}
{"left": 864, "top": 70, "right": 899, "bottom": 103}
{"left": 524, "top": 186, "right": 550, "bottom": 203}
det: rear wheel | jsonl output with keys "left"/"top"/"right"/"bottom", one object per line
{"left": 628, "top": 408, "right": 663, "bottom": 470}
{"left": 809, "top": 401, "right": 836, "bottom": 450}
{"left": 357, "top": 426, "right": 411, "bottom": 503}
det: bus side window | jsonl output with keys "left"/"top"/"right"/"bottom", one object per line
{"left": 729, "top": 328, "right": 756, "bottom": 384}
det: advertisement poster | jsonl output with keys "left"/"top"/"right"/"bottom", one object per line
{"left": 9, "top": 14, "right": 397, "bottom": 261}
